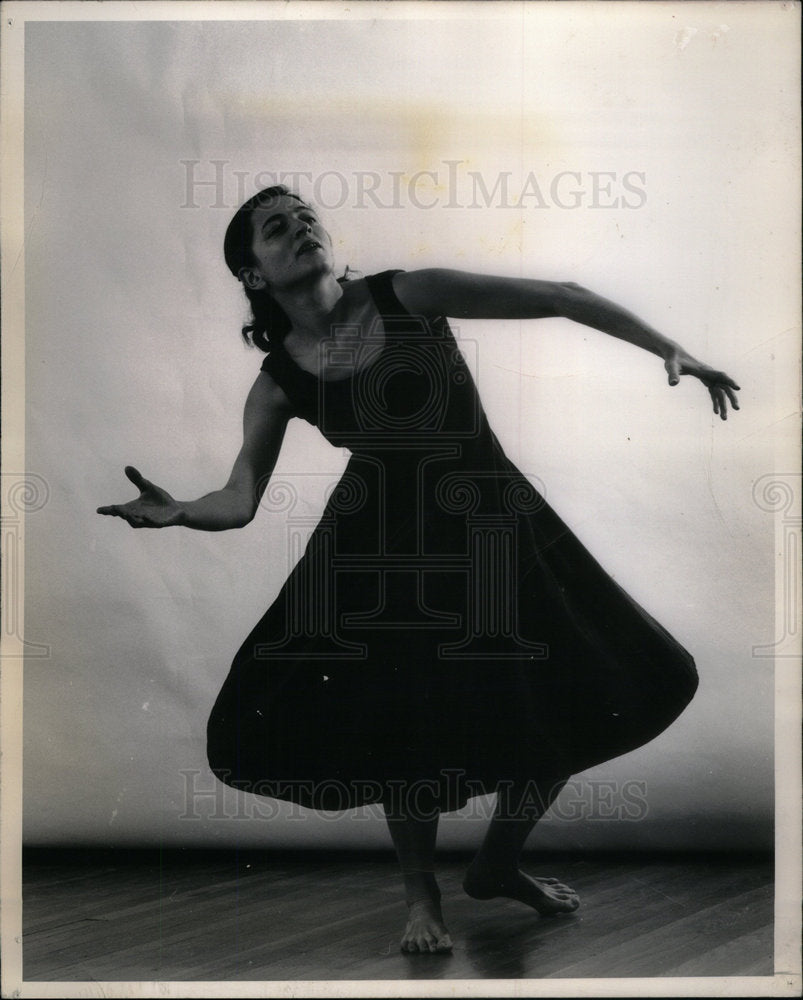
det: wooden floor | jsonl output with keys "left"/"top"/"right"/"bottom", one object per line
{"left": 22, "top": 849, "right": 773, "bottom": 981}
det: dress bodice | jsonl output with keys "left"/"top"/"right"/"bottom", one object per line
{"left": 260, "top": 270, "right": 489, "bottom": 458}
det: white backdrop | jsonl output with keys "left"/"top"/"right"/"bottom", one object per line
{"left": 19, "top": 3, "right": 798, "bottom": 850}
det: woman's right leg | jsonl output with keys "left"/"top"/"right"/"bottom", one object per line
{"left": 384, "top": 803, "right": 453, "bottom": 954}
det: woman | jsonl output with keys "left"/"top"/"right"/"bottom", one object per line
{"left": 98, "top": 185, "right": 740, "bottom": 954}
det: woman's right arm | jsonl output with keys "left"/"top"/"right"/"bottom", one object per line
{"left": 96, "top": 372, "right": 292, "bottom": 531}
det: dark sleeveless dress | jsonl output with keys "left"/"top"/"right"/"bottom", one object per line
{"left": 207, "top": 270, "right": 698, "bottom": 811}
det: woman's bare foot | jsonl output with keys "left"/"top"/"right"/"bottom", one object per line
{"left": 401, "top": 897, "right": 453, "bottom": 954}
{"left": 463, "top": 863, "right": 580, "bottom": 916}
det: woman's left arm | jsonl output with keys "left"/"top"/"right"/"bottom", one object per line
{"left": 393, "top": 269, "right": 740, "bottom": 419}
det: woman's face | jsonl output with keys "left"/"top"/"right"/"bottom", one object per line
{"left": 243, "top": 195, "right": 334, "bottom": 293}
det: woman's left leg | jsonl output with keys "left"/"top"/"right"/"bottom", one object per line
{"left": 384, "top": 808, "right": 453, "bottom": 953}
{"left": 463, "top": 775, "right": 580, "bottom": 915}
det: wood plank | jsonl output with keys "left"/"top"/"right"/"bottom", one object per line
{"left": 667, "top": 924, "right": 774, "bottom": 977}
{"left": 23, "top": 852, "right": 773, "bottom": 981}
{"left": 549, "top": 885, "right": 774, "bottom": 978}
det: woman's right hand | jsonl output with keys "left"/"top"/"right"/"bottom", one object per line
{"left": 96, "top": 466, "right": 185, "bottom": 528}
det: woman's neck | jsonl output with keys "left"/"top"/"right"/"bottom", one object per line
{"left": 274, "top": 272, "right": 343, "bottom": 343}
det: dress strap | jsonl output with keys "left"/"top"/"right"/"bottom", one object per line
{"left": 259, "top": 345, "right": 317, "bottom": 424}
{"left": 363, "top": 269, "right": 408, "bottom": 320}
{"left": 259, "top": 345, "right": 284, "bottom": 380}
{"left": 363, "top": 269, "right": 449, "bottom": 342}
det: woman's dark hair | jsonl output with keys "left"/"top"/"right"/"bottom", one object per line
{"left": 223, "top": 184, "right": 304, "bottom": 352}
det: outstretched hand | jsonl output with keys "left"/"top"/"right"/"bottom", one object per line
{"left": 664, "top": 348, "right": 741, "bottom": 420}
{"left": 96, "top": 466, "right": 184, "bottom": 528}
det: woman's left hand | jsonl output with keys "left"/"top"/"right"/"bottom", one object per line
{"left": 664, "top": 347, "right": 741, "bottom": 420}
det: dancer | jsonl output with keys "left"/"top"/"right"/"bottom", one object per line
{"left": 98, "top": 185, "right": 740, "bottom": 953}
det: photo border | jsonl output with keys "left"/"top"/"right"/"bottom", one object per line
{"left": 1, "top": 2, "right": 800, "bottom": 997}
